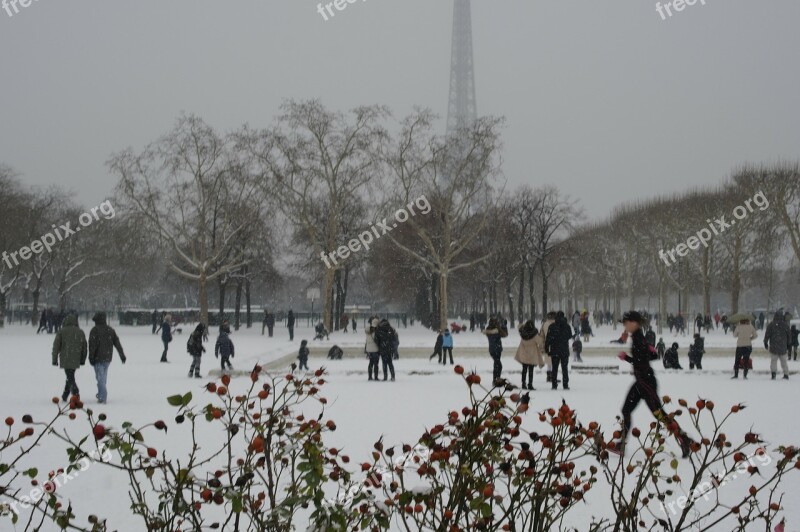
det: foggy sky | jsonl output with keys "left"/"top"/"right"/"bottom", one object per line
{"left": 1, "top": 0, "right": 798, "bottom": 219}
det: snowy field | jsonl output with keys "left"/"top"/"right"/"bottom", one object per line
{"left": 1, "top": 321, "right": 799, "bottom": 530}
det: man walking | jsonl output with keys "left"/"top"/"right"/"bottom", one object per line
{"left": 545, "top": 311, "right": 572, "bottom": 390}
{"left": 764, "top": 311, "right": 791, "bottom": 380}
{"left": 88, "top": 312, "right": 126, "bottom": 404}
{"left": 52, "top": 314, "right": 88, "bottom": 402}
{"left": 287, "top": 309, "right": 295, "bottom": 341}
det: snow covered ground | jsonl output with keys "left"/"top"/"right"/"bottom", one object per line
{"left": 1, "top": 321, "right": 798, "bottom": 530}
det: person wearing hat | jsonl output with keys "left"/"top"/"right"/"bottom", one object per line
{"left": 612, "top": 311, "right": 694, "bottom": 458}
{"left": 88, "top": 312, "right": 126, "bottom": 404}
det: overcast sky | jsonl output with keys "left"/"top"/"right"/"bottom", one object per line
{"left": 1, "top": 0, "right": 798, "bottom": 219}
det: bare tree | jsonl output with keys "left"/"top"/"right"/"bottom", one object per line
{"left": 383, "top": 110, "right": 505, "bottom": 328}
{"left": 112, "top": 114, "right": 264, "bottom": 325}
{"left": 238, "top": 100, "right": 388, "bottom": 330}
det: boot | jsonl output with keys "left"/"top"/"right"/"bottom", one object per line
{"left": 546, "top": 371, "right": 551, "bottom": 383}
{"left": 783, "top": 374, "right": 789, "bottom": 380}
{"left": 194, "top": 372, "right": 202, "bottom": 379}
{"left": 160, "top": 353, "right": 168, "bottom": 363}
{"left": 188, "top": 370, "right": 194, "bottom": 378}
{"left": 772, "top": 372, "right": 777, "bottom": 380}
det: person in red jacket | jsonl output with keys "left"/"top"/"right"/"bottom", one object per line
{"left": 611, "top": 311, "right": 695, "bottom": 458}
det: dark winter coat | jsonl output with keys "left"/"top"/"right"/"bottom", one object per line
{"left": 656, "top": 340, "right": 666, "bottom": 358}
{"left": 89, "top": 313, "right": 126, "bottom": 365}
{"left": 52, "top": 314, "right": 88, "bottom": 370}
{"left": 791, "top": 326, "right": 799, "bottom": 348}
{"left": 433, "top": 333, "right": 443, "bottom": 354}
{"left": 160, "top": 321, "right": 172, "bottom": 343}
{"left": 620, "top": 327, "right": 658, "bottom": 378}
{"left": 545, "top": 316, "right": 572, "bottom": 358}
{"left": 483, "top": 328, "right": 506, "bottom": 356}
{"left": 688, "top": 337, "right": 705, "bottom": 363}
{"left": 215, "top": 331, "right": 234, "bottom": 358}
{"left": 265, "top": 313, "right": 275, "bottom": 327}
{"left": 644, "top": 329, "right": 656, "bottom": 347}
{"left": 374, "top": 320, "right": 398, "bottom": 357}
{"left": 187, "top": 324, "right": 206, "bottom": 357}
{"left": 287, "top": 311, "right": 295, "bottom": 328}
{"left": 663, "top": 346, "right": 682, "bottom": 369}
{"left": 764, "top": 314, "right": 791, "bottom": 355}
{"left": 298, "top": 345, "right": 309, "bottom": 360}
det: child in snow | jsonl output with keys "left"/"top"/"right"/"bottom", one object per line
{"left": 663, "top": 342, "right": 682, "bottom": 369}
{"left": 429, "top": 330, "right": 443, "bottom": 362}
{"left": 441, "top": 329, "right": 454, "bottom": 365}
{"left": 572, "top": 338, "right": 583, "bottom": 362}
{"left": 688, "top": 333, "right": 705, "bottom": 370}
{"left": 656, "top": 338, "right": 666, "bottom": 360}
{"left": 214, "top": 322, "right": 235, "bottom": 372}
{"left": 515, "top": 320, "right": 544, "bottom": 390}
{"left": 612, "top": 311, "right": 694, "bottom": 458}
{"left": 298, "top": 340, "right": 309, "bottom": 370}
{"left": 187, "top": 323, "right": 206, "bottom": 378}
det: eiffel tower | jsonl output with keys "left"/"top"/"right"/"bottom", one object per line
{"left": 446, "top": 0, "right": 477, "bottom": 137}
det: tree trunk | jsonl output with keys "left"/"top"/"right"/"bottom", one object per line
{"left": 517, "top": 262, "right": 525, "bottom": 322}
{"left": 322, "top": 267, "right": 336, "bottom": 331}
{"left": 245, "top": 274, "right": 252, "bottom": 328}
{"left": 540, "top": 261, "right": 549, "bottom": 316}
{"left": 731, "top": 235, "right": 742, "bottom": 313}
{"left": 439, "top": 270, "right": 448, "bottom": 332}
{"left": 199, "top": 273, "right": 209, "bottom": 326}
{"left": 506, "top": 276, "right": 515, "bottom": 328}
{"left": 528, "top": 262, "right": 536, "bottom": 320}
{"left": 234, "top": 278, "right": 243, "bottom": 331}
{"left": 702, "top": 244, "right": 711, "bottom": 316}
{"left": 0, "top": 291, "right": 6, "bottom": 328}
{"left": 218, "top": 277, "right": 226, "bottom": 323}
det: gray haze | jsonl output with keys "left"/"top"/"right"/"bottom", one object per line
{"left": 1, "top": 0, "right": 799, "bottom": 219}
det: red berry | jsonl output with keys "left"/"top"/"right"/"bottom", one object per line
{"left": 93, "top": 424, "right": 106, "bottom": 441}
{"left": 454, "top": 365, "right": 464, "bottom": 375}
{"left": 221, "top": 374, "right": 231, "bottom": 387}
{"left": 5, "top": 417, "right": 13, "bottom": 426}
{"left": 147, "top": 447, "right": 158, "bottom": 458}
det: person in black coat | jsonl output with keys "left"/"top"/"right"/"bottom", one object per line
{"left": 688, "top": 334, "right": 705, "bottom": 370}
{"left": 298, "top": 339, "right": 309, "bottom": 370}
{"left": 429, "top": 330, "right": 444, "bottom": 362}
{"left": 187, "top": 323, "right": 206, "bottom": 378}
{"left": 644, "top": 326, "right": 656, "bottom": 348}
{"left": 545, "top": 311, "right": 572, "bottom": 390}
{"left": 612, "top": 311, "right": 694, "bottom": 458}
{"left": 264, "top": 312, "right": 275, "bottom": 337}
{"left": 287, "top": 310, "right": 295, "bottom": 341}
{"left": 37, "top": 310, "right": 48, "bottom": 334}
{"left": 790, "top": 324, "right": 799, "bottom": 361}
{"left": 157, "top": 314, "right": 173, "bottom": 363}
{"left": 214, "top": 323, "right": 235, "bottom": 372}
{"left": 151, "top": 309, "right": 159, "bottom": 335}
{"left": 483, "top": 317, "right": 508, "bottom": 384}
{"left": 663, "top": 342, "right": 682, "bottom": 369}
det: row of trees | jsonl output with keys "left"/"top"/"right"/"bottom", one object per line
{"left": 2, "top": 101, "right": 798, "bottom": 331}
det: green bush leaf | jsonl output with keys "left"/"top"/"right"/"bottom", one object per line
{"left": 167, "top": 395, "right": 184, "bottom": 407}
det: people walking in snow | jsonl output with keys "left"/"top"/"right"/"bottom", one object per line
{"left": 351, "top": 316, "right": 357, "bottom": 333}
{"left": 187, "top": 323, "right": 207, "bottom": 378}
{"left": 764, "top": 311, "right": 791, "bottom": 380}
{"left": 721, "top": 314, "right": 730, "bottom": 334}
{"left": 298, "top": 339, "right": 309, "bottom": 371}
{"left": 732, "top": 318, "right": 757, "bottom": 379}
{"left": 52, "top": 314, "right": 88, "bottom": 402}
{"left": 644, "top": 326, "right": 656, "bottom": 348}
{"left": 656, "top": 337, "right": 666, "bottom": 360}
{"left": 264, "top": 311, "right": 275, "bottom": 337}
{"left": 88, "top": 312, "right": 126, "bottom": 404}
{"left": 429, "top": 330, "right": 444, "bottom": 363}
{"left": 688, "top": 333, "right": 705, "bottom": 370}
{"left": 157, "top": 314, "right": 173, "bottom": 363}
{"left": 663, "top": 342, "right": 683, "bottom": 370}
{"left": 215, "top": 322, "right": 235, "bottom": 372}
{"left": 790, "top": 324, "right": 799, "bottom": 361}
{"left": 540, "top": 311, "right": 557, "bottom": 383}
{"left": 374, "top": 318, "right": 397, "bottom": 381}
{"left": 287, "top": 310, "right": 295, "bottom": 341}
{"left": 441, "top": 328, "right": 454, "bottom": 365}
{"left": 515, "top": 320, "right": 544, "bottom": 390}
{"left": 365, "top": 317, "right": 381, "bottom": 381}
{"left": 545, "top": 311, "right": 572, "bottom": 391}
{"left": 572, "top": 338, "right": 583, "bottom": 363}
{"left": 580, "top": 312, "right": 592, "bottom": 342}
{"left": 612, "top": 311, "right": 694, "bottom": 458}
{"left": 36, "top": 310, "right": 48, "bottom": 334}
{"left": 483, "top": 317, "right": 508, "bottom": 385}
